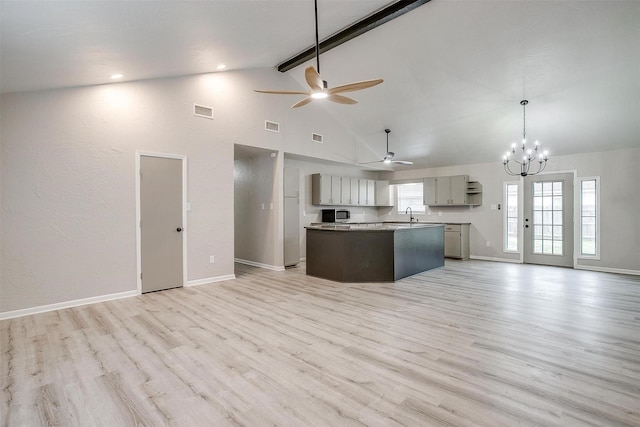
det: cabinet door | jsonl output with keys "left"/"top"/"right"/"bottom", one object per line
{"left": 350, "top": 179, "right": 360, "bottom": 205}
{"left": 358, "top": 179, "right": 368, "bottom": 205}
{"left": 444, "top": 231, "right": 461, "bottom": 257}
{"left": 423, "top": 177, "right": 436, "bottom": 206}
{"left": 340, "top": 177, "right": 351, "bottom": 204}
{"left": 375, "top": 180, "right": 390, "bottom": 206}
{"left": 450, "top": 175, "right": 468, "bottom": 205}
{"left": 435, "top": 177, "right": 451, "bottom": 204}
{"left": 319, "top": 174, "right": 332, "bottom": 205}
{"left": 330, "top": 176, "right": 341, "bottom": 205}
{"left": 366, "top": 180, "right": 376, "bottom": 206}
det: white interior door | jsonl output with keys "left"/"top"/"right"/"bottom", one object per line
{"left": 523, "top": 172, "right": 574, "bottom": 267}
{"left": 140, "top": 155, "right": 185, "bottom": 292}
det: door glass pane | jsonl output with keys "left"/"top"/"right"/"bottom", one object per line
{"left": 553, "top": 211, "right": 563, "bottom": 225}
{"left": 534, "top": 211, "right": 542, "bottom": 224}
{"left": 532, "top": 180, "right": 564, "bottom": 255}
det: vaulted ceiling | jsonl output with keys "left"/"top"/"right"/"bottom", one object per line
{"left": 2, "top": 0, "right": 638, "bottom": 169}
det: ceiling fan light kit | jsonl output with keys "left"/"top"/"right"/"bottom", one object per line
{"left": 254, "top": 0, "right": 383, "bottom": 108}
{"left": 502, "top": 100, "right": 549, "bottom": 177}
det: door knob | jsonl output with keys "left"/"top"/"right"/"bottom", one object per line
{"left": 176, "top": 227, "right": 183, "bottom": 232}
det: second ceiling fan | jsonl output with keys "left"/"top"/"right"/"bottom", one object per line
{"left": 361, "top": 129, "right": 413, "bottom": 166}
{"left": 254, "top": 0, "right": 383, "bottom": 108}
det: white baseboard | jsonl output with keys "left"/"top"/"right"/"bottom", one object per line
{"left": 234, "top": 258, "right": 285, "bottom": 271}
{"left": 0, "top": 290, "right": 138, "bottom": 321}
{"left": 575, "top": 265, "right": 640, "bottom": 276}
{"left": 469, "top": 255, "right": 522, "bottom": 264}
{"left": 186, "top": 274, "right": 236, "bottom": 287}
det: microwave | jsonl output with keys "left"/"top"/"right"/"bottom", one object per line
{"left": 322, "top": 209, "right": 350, "bottom": 223}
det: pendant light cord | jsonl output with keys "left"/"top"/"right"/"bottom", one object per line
{"left": 521, "top": 99, "right": 528, "bottom": 141}
{"left": 314, "top": 0, "right": 320, "bottom": 73}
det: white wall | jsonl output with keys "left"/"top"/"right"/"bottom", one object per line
{"left": 0, "top": 67, "right": 366, "bottom": 313}
{"left": 384, "top": 147, "right": 640, "bottom": 272}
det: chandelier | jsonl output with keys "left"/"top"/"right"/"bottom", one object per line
{"left": 503, "top": 100, "right": 549, "bottom": 176}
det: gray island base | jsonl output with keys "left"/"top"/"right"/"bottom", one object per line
{"left": 305, "top": 224, "right": 444, "bottom": 282}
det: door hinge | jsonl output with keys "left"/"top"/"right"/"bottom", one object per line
{"left": 140, "top": 273, "right": 143, "bottom": 280}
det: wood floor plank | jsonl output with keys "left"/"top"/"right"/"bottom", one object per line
{"left": 2, "top": 260, "right": 640, "bottom": 426}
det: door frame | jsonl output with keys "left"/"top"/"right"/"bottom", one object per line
{"left": 519, "top": 169, "right": 578, "bottom": 268}
{"left": 135, "top": 151, "right": 188, "bottom": 294}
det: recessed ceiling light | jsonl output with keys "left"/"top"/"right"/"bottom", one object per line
{"left": 110, "top": 73, "right": 124, "bottom": 79}
{"left": 216, "top": 64, "right": 226, "bottom": 70}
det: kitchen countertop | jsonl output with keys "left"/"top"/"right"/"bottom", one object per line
{"left": 305, "top": 223, "right": 444, "bottom": 232}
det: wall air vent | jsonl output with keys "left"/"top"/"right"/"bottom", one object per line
{"left": 193, "top": 104, "right": 213, "bottom": 119}
{"left": 312, "top": 133, "right": 323, "bottom": 144}
{"left": 265, "top": 120, "right": 280, "bottom": 133}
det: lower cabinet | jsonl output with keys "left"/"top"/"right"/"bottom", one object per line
{"left": 444, "top": 223, "right": 470, "bottom": 259}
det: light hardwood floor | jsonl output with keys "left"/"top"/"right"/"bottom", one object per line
{"left": 2, "top": 260, "right": 640, "bottom": 426}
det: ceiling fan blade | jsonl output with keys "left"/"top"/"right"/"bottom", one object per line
{"left": 291, "top": 96, "right": 314, "bottom": 108}
{"left": 359, "top": 160, "right": 384, "bottom": 165}
{"left": 392, "top": 160, "right": 413, "bottom": 165}
{"left": 305, "top": 66, "right": 324, "bottom": 92}
{"left": 329, "top": 78, "right": 384, "bottom": 95}
{"left": 327, "top": 94, "right": 358, "bottom": 105}
{"left": 254, "top": 89, "right": 309, "bottom": 95}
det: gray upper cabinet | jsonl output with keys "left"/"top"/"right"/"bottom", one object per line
{"left": 311, "top": 174, "right": 389, "bottom": 207}
{"left": 312, "top": 174, "right": 340, "bottom": 205}
{"left": 375, "top": 180, "right": 392, "bottom": 206}
{"left": 341, "top": 177, "right": 358, "bottom": 205}
{"left": 350, "top": 178, "right": 360, "bottom": 206}
{"left": 423, "top": 175, "right": 482, "bottom": 206}
{"left": 358, "top": 179, "right": 375, "bottom": 206}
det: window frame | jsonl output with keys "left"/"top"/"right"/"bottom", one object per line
{"left": 503, "top": 181, "right": 521, "bottom": 253}
{"left": 578, "top": 176, "right": 600, "bottom": 259}
{"left": 396, "top": 181, "right": 426, "bottom": 215}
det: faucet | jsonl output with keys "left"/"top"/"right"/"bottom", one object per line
{"left": 405, "top": 207, "right": 415, "bottom": 223}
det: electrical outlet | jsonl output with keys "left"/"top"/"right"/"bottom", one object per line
{"left": 209, "top": 256, "right": 215, "bottom": 263}
{"left": 261, "top": 203, "right": 265, "bottom": 210}
{"left": 438, "top": 211, "right": 442, "bottom": 217}
{"left": 186, "top": 202, "right": 192, "bottom": 211}
{"left": 270, "top": 203, "right": 273, "bottom": 210}
{"left": 486, "top": 241, "right": 491, "bottom": 247}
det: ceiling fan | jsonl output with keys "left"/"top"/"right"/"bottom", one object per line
{"left": 361, "top": 129, "right": 413, "bottom": 166}
{"left": 254, "top": 0, "right": 383, "bottom": 108}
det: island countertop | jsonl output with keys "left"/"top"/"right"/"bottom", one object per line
{"left": 305, "top": 223, "right": 444, "bottom": 232}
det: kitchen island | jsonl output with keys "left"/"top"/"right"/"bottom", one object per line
{"left": 305, "top": 223, "right": 444, "bottom": 282}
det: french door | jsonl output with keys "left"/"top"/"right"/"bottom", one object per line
{"left": 523, "top": 172, "right": 574, "bottom": 267}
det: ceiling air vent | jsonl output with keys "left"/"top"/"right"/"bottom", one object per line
{"left": 265, "top": 120, "right": 280, "bottom": 133}
{"left": 312, "top": 133, "right": 323, "bottom": 144}
{"left": 193, "top": 104, "right": 213, "bottom": 119}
